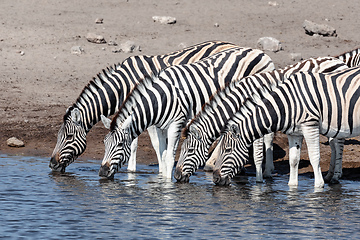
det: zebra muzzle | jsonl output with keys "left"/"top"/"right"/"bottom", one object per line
{"left": 174, "top": 166, "right": 190, "bottom": 183}
{"left": 213, "top": 169, "right": 231, "bottom": 186}
{"left": 98, "top": 164, "right": 116, "bottom": 179}
{"left": 49, "top": 154, "right": 66, "bottom": 172}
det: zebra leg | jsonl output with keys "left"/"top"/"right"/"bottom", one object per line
{"left": 253, "top": 138, "right": 264, "bottom": 183}
{"left": 163, "top": 123, "right": 182, "bottom": 179}
{"left": 301, "top": 125, "right": 324, "bottom": 188}
{"left": 263, "top": 132, "right": 275, "bottom": 178}
{"left": 324, "top": 137, "right": 336, "bottom": 183}
{"left": 287, "top": 134, "right": 303, "bottom": 187}
{"left": 127, "top": 137, "right": 138, "bottom": 172}
{"left": 147, "top": 126, "right": 167, "bottom": 174}
{"left": 325, "top": 138, "right": 344, "bottom": 184}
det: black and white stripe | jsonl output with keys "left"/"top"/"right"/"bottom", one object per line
{"left": 335, "top": 47, "right": 360, "bottom": 67}
{"left": 99, "top": 47, "right": 275, "bottom": 179}
{"left": 213, "top": 66, "right": 360, "bottom": 188}
{"left": 175, "top": 56, "right": 348, "bottom": 183}
{"left": 49, "top": 40, "right": 239, "bottom": 172}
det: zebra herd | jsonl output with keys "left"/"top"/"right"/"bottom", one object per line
{"left": 49, "top": 40, "right": 360, "bottom": 188}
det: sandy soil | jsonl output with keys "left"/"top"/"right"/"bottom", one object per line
{"left": 1, "top": 0, "right": 360, "bottom": 180}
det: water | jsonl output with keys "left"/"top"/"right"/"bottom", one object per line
{"left": 1, "top": 154, "right": 360, "bottom": 239}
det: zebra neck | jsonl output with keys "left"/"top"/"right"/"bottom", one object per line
{"left": 194, "top": 72, "right": 281, "bottom": 144}
{"left": 234, "top": 91, "right": 291, "bottom": 147}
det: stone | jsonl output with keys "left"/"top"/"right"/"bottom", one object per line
{"left": 86, "top": 32, "right": 106, "bottom": 44}
{"left": 152, "top": 16, "right": 176, "bottom": 24}
{"left": 95, "top": 18, "right": 103, "bottom": 24}
{"left": 268, "top": 1, "right": 279, "bottom": 6}
{"left": 178, "top": 42, "right": 187, "bottom": 49}
{"left": 302, "top": 20, "right": 337, "bottom": 37}
{"left": 112, "top": 41, "right": 140, "bottom": 53}
{"left": 7, "top": 137, "right": 25, "bottom": 148}
{"left": 289, "top": 53, "right": 303, "bottom": 62}
{"left": 71, "top": 46, "right": 84, "bottom": 54}
{"left": 107, "top": 40, "right": 118, "bottom": 46}
{"left": 256, "top": 37, "right": 282, "bottom": 52}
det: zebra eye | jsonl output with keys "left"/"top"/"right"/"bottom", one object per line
{"left": 225, "top": 147, "right": 232, "bottom": 154}
{"left": 66, "top": 134, "right": 74, "bottom": 141}
{"left": 118, "top": 141, "right": 124, "bottom": 147}
{"left": 188, "top": 148, "right": 195, "bottom": 154}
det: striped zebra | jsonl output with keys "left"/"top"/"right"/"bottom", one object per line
{"left": 174, "top": 56, "right": 348, "bottom": 183}
{"left": 335, "top": 47, "right": 360, "bottom": 67}
{"left": 99, "top": 47, "right": 275, "bottom": 179}
{"left": 213, "top": 66, "right": 360, "bottom": 187}
{"left": 48, "top": 40, "right": 239, "bottom": 173}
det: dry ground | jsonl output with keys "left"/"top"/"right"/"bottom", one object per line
{"left": 1, "top": 0, "right": 360, "bottom": 180}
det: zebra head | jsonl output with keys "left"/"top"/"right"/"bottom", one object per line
{"left": 49, "top": 107, "right": 86, "bottom": 172}
{"left": 99, "top": 115, "right": 133, "bottom": 179}
{"left": 175, "top": 125, "right": 211, "bottom": 182}
{"left": 213, "top": 124, "right": 248, "bottom": 186}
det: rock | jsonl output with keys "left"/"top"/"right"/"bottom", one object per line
{"left": 16, "top": 50, "right": 25, "bottom": 56}
{"left": 178, "top": 42, "right": 187, "bottom": 49}
{"left": 71, "top": 46, "right": 84, "bottom": 54}
{"left": 214, "top": 23, "right": 220, "bottom": 27}
{"left": 289, "top": 53, "right": 303, "bottom": 62}
{"left": 7, "top": 137, "right": 25, "bottom": 148}
{"left": 95, "top": 18, "right": 103, "bottom": 24}
{"left": 107, "top": 40, "right": 118, "bottom": 46}
{"left": 152, "top": 16, "right": 176, "bottom": 24}
{"left": 256, "top": 37, "right": 282, "bottom": 52}
{"left": 86, "top": 32, "right": 106, "bottom": 44}
{"left": 302, "top": 20, "right": 337, "bottom": 37}
{"left": 268, "top": 1, "right": 279, "bottom": 7}
{"left": 112, "top": 41, "right": 141, "bottom": 53}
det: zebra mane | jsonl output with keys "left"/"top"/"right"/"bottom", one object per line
{"left": 220, "top": 85, "right": 269, "bottom": 135}
{"left": 110, "top": 74, "right": 156, "bottom": 131}
{"left": 182, "top": 80, "right": 235, "bottom": 138}
{"left": 72, "top": 64, "right": 120, "bottom": 110}
{"left": 63, "top": 64, "right": 119, "bottom": 122}
{"left": 334, "top": 47, "right": 360, "bottom": 58}
{"left": 63, "top": 106, "right": 73, "bottom": 122}
{"left": 334, "top": 47, "right": 360, "bottom": 67}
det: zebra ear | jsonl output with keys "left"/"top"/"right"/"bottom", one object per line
{"left": 71, "top": 108, "right": 82, "bottom": 125}
{"left": 118, "top": 114, "right": 133, "bottom": 131}
{"left": 189, "top": 125, "right": 201, "bottom": 140}
{"left": 101, "top": 115, "right": 112, "bottom": 130}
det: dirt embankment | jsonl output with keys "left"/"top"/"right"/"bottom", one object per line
{"left": 1, "top": 0, "right": 360, "bottom": 179}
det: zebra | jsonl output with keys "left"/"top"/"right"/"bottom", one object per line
{"left": 335, "top": 47, "right": 360, "bottom": 67}
{"left": 213, "top": 66, "right": 360, "bottom": 187}
{"left": 99, "top": 47, "right": 275, "bottom": 179}
{"left": 321, "top": 47, "right": 360, "bottom": 182}
{"left": 48, "top": 40, "right": 239, "bottom": 173}
{"left": 174, "top": 56, "right": 348, "bottom": 183}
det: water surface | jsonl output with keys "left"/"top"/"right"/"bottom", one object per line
{"left": 0, "top": 154, "right": 360, "bottom": 239}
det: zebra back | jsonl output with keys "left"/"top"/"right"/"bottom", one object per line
{"left": 110, "top": 47, "right": 275, "bottom": 135}
{"left": 158, "top": 47, "right": 275, "bottom": 118}
{"left": 176, "top": 56, "right": 348, "bottom": 179}
{"left": 50, "top": 40, "right": 239, "bottom": 172}
{"left": 335, "top": 47, "right": 360, "bottom": 67}
{"left": 216, "top": 66, "right": 360, "bottom": 185}
{"left": 72, "top": 40, "right": 239, "bottom": 131}
{"left": 185, "top": 56, "right": 347, "bottom": 142}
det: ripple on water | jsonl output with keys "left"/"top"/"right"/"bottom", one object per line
{"left": 1, "top": 154, "right": 360, "bottom": 239}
